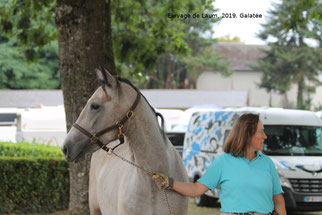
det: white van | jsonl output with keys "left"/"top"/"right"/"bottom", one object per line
{"left": 183, "top": 107, "right": 322, "bottom": 211}
{"left": 157, "top": 107, "right": 219, "bottom": 156}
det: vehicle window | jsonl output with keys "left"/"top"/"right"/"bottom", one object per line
{"left": 166, "top": 132, "right": 185, "bottom": 147}
{"left": 0, "top": 113, "right": 17, "bottom": 126}
{"left": 263, "top": 125, "right": 322, "bottom": 156}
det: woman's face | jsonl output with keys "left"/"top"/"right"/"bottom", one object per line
{"left": 250, "top": 120, "right": 267, "bottom": 151}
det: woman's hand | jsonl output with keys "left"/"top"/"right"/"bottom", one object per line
{"left": 152, "top": 172, "right": 174, "bottom": 190}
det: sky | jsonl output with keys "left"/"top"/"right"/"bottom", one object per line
{"left": 211, "top": 0, "right": 280, "bottom": 45}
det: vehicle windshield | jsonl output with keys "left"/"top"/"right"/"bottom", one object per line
{"left": 263, "top": 125, "right": 322, "bottom": 156}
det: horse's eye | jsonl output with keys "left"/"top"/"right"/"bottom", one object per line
{"left": 91, "top": 103, "right": 100, "bottom": 110}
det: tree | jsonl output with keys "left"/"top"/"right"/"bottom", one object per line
{"left": 289, "top": 0, "right": 322, "bottom": 31}
{"left": 184, "top": 47, "right": 231, "bottom": 88}
{"left": 55, "top": 0, "right": 116, "bottom": 213}
{"left": 137, "top": 12, "right": 231, "bottom": 89}
{"left": 0, "top": 0, "right": 59, "bottom": 89}
{"left": 217, "top": 34, "right": 243, "bottom": 43}
{"left": 0, "top": 36, "right": 60, "bottom": 89}
{"left": 0, "top": 0, "right": 57, "bottom": 62}
{"left": 0, "top": 0, "right": 215, "bottom": 89}
{"left": 1, "top": 0, "right": 217, "bottom": 214}
{"left": 180, "top": 16, "right": 231, "bottom": 89}
{"left": 56, "top": 2, "right": 213, "bottom": 213}
{"left": 255, "top": 0, "right": 322, "bottom": 110}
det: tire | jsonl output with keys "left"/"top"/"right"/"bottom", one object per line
{"left": 194, "top": 194, "right": 219, "bottom": 207}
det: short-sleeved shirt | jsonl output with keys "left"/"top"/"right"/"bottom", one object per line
{"left": 197, "top": 151, "right": 283, "bottom": 214}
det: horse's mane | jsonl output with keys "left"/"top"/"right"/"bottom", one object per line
{"left": 115, "top": 76, "right": 167, "bottom": 143}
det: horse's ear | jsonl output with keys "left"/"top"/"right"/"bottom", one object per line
{"left": 95, "top": 67, "right": 117, "bottom": 88}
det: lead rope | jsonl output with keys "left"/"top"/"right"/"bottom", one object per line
{"left": 107, "top": 149, "right": 173, "bottom": 215}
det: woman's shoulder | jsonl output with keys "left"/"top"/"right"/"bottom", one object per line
{"left": 216, "top": 152, "right": 234, "bottom": 161}
{"left": 259, "top": 152, "right": 275, "bottom": 165}
{"left": 209, "top": 153, "right": 231, "bottom": 168}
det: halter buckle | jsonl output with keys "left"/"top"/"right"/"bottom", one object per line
{"left": 115, "top": 121, "right": 123, "bottom": 128}
{"left": 101, "top": 145, "right": 110, "bottom": 152}
{"left": 126, "top": 110, "right": 134, "bottom": 119}
{"left": 90, "top": 134, "right": 99, "bottom": 144}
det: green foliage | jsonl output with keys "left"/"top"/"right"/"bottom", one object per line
{"left": 256, "top": 0, "right": 322, "bottom": 110}
{"left": 0, "top": 0, "right": 218, "bottom": 89}
{"left": 130, "top": 4, "right": 231, "bottom": 89}
{"left": 217, "top": 34, "right": 243, "bottom": 43}
{"left": 257, "top": 45, "right": 321, "bottom": 93}
{"left": 112, "top": 0, "right": 217, "bottom": 78}
{"left": 259, "top": 0, "right": 321, "bottom": 45}
{"left": 185, "top": 47, "right": 231, "bottom": 79}
{"left": 0, "top": 141, "right": 64, "bottom": 158}
{"left": 0, "top": 0, "right": 57, "bottom": 62}
{"left": 0, "top": 37, "right": 60, "bottom": 89}
{"left": 0, "top": 0, "right": 59, "bottom": 89}
{"left": 0, "top": 142, "right": 69, "bottom": 214}
{"left": 180, "top": 14, "right": 218, "bottom": 55}
{"left": 179, "top": 13, "right": 231, "bottom": 88}
{"left": 289, "top": 0, "right": 322, "bottom": 31}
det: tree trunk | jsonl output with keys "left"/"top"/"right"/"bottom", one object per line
{"left": 55, "top": 0, "right": 115, "bottom": 214}
{"left": 297, "top": 76, "right": 305, "bottom": 110}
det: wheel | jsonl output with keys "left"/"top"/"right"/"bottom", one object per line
{"left": 194, "top": 194, "right": 219, "bottom": 207}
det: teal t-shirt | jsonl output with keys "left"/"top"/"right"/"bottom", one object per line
{"left": 197, "top": 152, "right": 283, "bottom": 214}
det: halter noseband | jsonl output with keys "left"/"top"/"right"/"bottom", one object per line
{"left": 73, "top": 90, "right": 141, "bottom": 153}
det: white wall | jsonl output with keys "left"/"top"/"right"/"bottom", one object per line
{"left": 196, "top": 71, "right": 321, "bottom": 109}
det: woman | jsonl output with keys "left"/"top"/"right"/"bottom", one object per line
{"left": 153, "top": 113, "right": 286, "bottom": 215}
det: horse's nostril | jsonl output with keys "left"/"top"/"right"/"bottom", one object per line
{"left": 62, "top": 145, "right": 68, "bottom": 157}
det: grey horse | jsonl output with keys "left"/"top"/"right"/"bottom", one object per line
{"left": 62, "top": 68, "right": 189, "bottom": 215}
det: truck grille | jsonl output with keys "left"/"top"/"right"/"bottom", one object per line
{"left": 290, "top": 179, "right": 322, "bottom": 193}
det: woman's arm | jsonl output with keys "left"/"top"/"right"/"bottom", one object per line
{"left": 173, "top": 181, "right": 209, "bottom": 197}
{"left": 152, "top": 172, "right": 209, "bottom": 197}
{"left": 273, "top": 194, "right": 287, "bottom": 215}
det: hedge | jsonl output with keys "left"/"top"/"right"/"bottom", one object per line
{"left": 0, "top": 142, "right": 69, "bottom": 214}
{"left": 0, "top": 142, "right": 64, "bottom": 158}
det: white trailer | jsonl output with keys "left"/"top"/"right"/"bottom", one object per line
{"left": 0, "top": 106, "right": 67, "bottom": 147}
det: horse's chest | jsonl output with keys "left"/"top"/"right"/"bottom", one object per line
{"left": 94, "top": 160, "right": 155, "bottom": 214}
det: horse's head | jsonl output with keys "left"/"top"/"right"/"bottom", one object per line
{"left": 62, "top": 68, "right": 138, "bottom": 162}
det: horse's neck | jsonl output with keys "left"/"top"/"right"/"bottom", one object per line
{"left": 125, "top": 103, "right": 171, "bottom": 174}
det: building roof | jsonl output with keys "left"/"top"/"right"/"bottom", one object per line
{"left": 0, "top": 90, "right": 64, "bottom": 108}
{"left": 0, "top": 89, "right": 248, "bottom": 109}
{"left": 142, "top": 89, "right": 247, "bottom": 109}
{"left": 212, "top": 42, "right": 269, "bottom": 71}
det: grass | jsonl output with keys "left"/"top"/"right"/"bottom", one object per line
{"left": 24, "top": 198, "right": 221, "bottom": 215}
{"left": 7, "top": 198, "right": 322, "bottom": 215}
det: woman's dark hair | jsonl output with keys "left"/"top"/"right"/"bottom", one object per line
{"left": 223, "top": 113, "right": 259, "bottom": 157}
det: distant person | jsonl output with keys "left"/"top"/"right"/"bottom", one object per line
{"left": 153, "top": 113, "right": 286, "bottom": 215}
